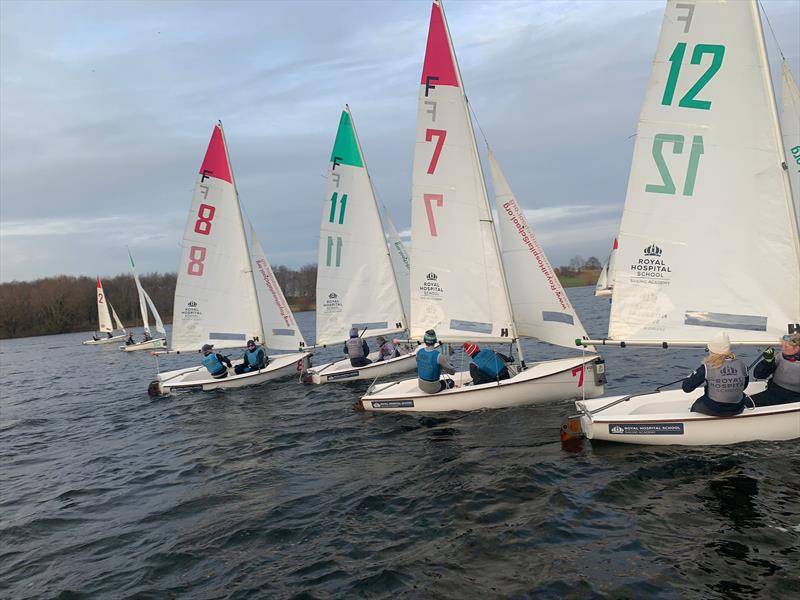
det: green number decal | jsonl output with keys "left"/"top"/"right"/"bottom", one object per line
{"left": 325, "top": 236, "right": 343, "bottom": 267}
{"left": 645, "top": 134, "right": 704, "bottom": 197}
{"left": 329, "top": 193, "right": 348, "bottom": 224}
{"left": 661, "top": 43, "right": 725, "bottom": 110}
{"left": 646, "top": 134, "right": 683, "bottom": 195}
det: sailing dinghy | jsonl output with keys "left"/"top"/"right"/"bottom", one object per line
{"left": 359, "top": 0, "right": 604, "bottom": 412}
{"left": 82, "top": 276, "right": 127, "bottom": 345}
{"left": 565, "top": 0, "right": 800, "bottom": 445}
{"left": 594, "top": 238, "right": 618, "bottom": 298}
{"left": 120, "top": 249, "right": 167, "bottom": 352}
{"left": 148, "top": 123, "right": 309, "bottom": 395}
{"left": 303, "top": 107, "right": 418, "bottom": 384}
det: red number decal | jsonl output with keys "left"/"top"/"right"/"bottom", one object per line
{"left": 571, "top": 365, "right": 585, "bottom": 387}
{"left": 194, "top": 204, "right": 216, "bottom": 235}
{"left": 425, "top": 129, "right": 446, "bottom": 174}
{"left": 187, "top": 246, "right": 207, "bottom": 276}
{"left": 423, "top": 194, "right": 444, "bottom": 237}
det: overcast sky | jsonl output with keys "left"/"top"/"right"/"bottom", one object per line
{"left": 1, "top": 0, "right": 798, "bottom": 282}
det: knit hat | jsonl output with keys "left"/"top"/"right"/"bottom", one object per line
{"left": 349, "top": 327, "right": 358, "bottom": 338}
{"left": 707, "top": 331, "right": 731, "bottom": 354}
{"left": 423, "top": 329, "right": 437, "bottom": 345}
{"left": 463, "top": 342, "right": 480, "bottom": 357}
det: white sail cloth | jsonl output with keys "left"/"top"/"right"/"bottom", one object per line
{"left": 409, "top": 0, "right": 514, "bottom": 344}
{"left": 782, "top": 62, "right": 800, "bottom": 224}
{"left": 608, "top": 0, "right": 800, "bottom": 343}
{"left": 490, "top": 149, "right": 593, "bottom": 350}
{"left": 315, "top": 107, "right": 406, "bottom": 346}
{"left": 96, "top": 277, "right": 113, "bottom": 333}
{"left": 385, "top": 210, "right": 411, "bottom": 322}
{"left": 171, "top": 124, "right": 263, "bottom": 352}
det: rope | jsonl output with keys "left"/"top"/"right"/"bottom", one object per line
{"left": 759, "top": 0, "right": 786, "bottom": 60}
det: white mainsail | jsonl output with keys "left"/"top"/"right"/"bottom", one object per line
{"left": 410, "top": 0, "right": 514, "bottom": 344}
{"left": 95, "top": 276, "right": 113, "bottom": 333}
{"left": 595, "top": 238, "right": 618, "bottom": 297}
{"left": 315, "top": 106, "right": 406, "bottom": 346}
{"left": 782, "top": 61, "right": 800, "bottom": 223}
{"left": 384, "top": 209, "right": 411, "bottom": 320}
{"left": 489, "top": 148, "right": 592, "bottom": 350}
{"left": 109, "top": 302, "right": 126, "bottom": 333}
{"left": 250, "top": 225, "right": 307, "bottom": 351}
{"left": 128, "top": 249, "right": 150, "bottom": 334}
{"left": 608, "top": 0, "right": 800, "bottom": 344}
{"left": 171, "top": 123, "right": 263, "bottom": 352}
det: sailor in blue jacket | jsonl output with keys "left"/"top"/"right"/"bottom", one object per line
{"left": 416, "top": 330, "right": 456, "bottom": 393}
{"left": 201, "top": 343, "right": 233, "bottom": 379}
{"left": 463, "top": 342, "right": 513, "bottom": 385}
{"left": 234, "top": 339, "right": 268, "bottom": 375}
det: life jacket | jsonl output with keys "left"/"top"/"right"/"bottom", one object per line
{"left": 245, "top": 348, "right": 262, "bottom": 369}
{"left": 704, "top": 358, "right": 747, "bottom": 404}
{"left": 417, "top": 348, "right": 441, "bottom": 382}
{"left": 472, "top": 349, "right": 505, "bottom": 378}
{"left": 345, "top": 337, "right": 365, "bottom": 359}
{"left": 772, "top": 353, "right": 800, "bottom": 393}
{"left": 202, "top": 353, "right": 226, "bottom": 375}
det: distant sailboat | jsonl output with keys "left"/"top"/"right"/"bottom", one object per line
{"left": 594, "top": 238, "right": 618, "bottom": 298}
{"left": 303, "top": 106, "right": 418, "bottom": 384}
{"left": 82, "top": 276, "right": 127, "bottom": 345}
{"left": 120, "top": 249, "right": 167, "bottom": 352}
{"left": 360, "top": 0, "right": 604, "bottom": 412}
{"left": 149, "top": 123, "right": 310, "bottom": 395}
{"left": 568, "top": 0, "right": 800, "bottom": 445}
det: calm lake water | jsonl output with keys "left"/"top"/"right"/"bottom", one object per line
{"left": 2, "top": 286, "right": 798, "bottom": 599}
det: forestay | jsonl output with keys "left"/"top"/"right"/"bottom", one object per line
{"left": 315, "top": 107, "right": 406, "bottom": 346}
{"left": 490, "top": 148, "right": 592, "bottom": 350}
{"left": 96, "top": 276, "right": 113, "bottom": 333}
{"left": 782, "top": 62, "right": 800, "bottom": 223}
{"left": 171, "top": 124, "right": 263, "bottom": 352}
{"left": 410, "top": 0, "right": 514, "bottom": 344}
{"left": 384, "top": 210, "right": 411, "bottom": 320}
{"left": 250, "top": 225, "right": 307, "bottom": 351}
{"left": 608, "top": 0, "right": 800, "bottom": 344}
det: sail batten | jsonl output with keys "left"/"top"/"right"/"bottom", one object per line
{"left": 608, "top": 0, "right": 799, "bottom": 344}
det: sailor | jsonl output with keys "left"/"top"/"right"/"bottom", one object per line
{"left": 142, "top": 331, "right": 152, "bottom": 342}
{"left": 375, "top": 335, "right": 400, "bottom": 362}
{"left": 751, "top": 333, "right": 800, "bottom": 406}
{"left": 92, "top": 334, "right": 100, "bottom": 341}
{"left": 106, "top": 331, "right": 113, "bottom": 339}
{"left": 463, "top": 342, "right": 513, "bottom": 385}
{"left": 343, "top": 327, "right": 372, "bottom": 367}
{"left": 416, "top": 329, "right": 456, "bottom": 393}
{"left": 234, "top": 339, "right": 268, "bottom": 375}
{"left": 125, "top": 331, "right": 135, "bottom": 345}
{"left": 683, "top": 331, "right": 749, "bottom": 416}
{"left": 201, "top": 343, "right": 232, "bottom": 379}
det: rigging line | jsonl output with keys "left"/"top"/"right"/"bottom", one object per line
{"left": 466, "top": 97, "right": 490, "bottom": 147}
{"left": 758, "top": 0, "right": 785, "bottom": 61}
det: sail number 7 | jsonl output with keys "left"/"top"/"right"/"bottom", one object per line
{"left": 646, "top": 134, "right": 704, "bottom": 196}
{"left": 423, "top": 194, "right": 444, "bottom": 236}
{"left": 425, "top": 129, "right": 447, "bottom": 174}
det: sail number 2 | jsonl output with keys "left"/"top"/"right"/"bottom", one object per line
{"left": 188, "top": 203, "right": 216, "bottom": 276}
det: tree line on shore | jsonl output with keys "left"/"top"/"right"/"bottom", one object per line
{"left": 0, "top": 256, "right": 600, "bottom": 339}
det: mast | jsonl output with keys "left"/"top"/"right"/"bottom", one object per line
{"left": 437, "top": 0, "right": 525, "bottom": 364}
{"left": 217, "top": 121, "right": 266, "bottom": 344}
{"left": 346, "top": 104, "right": 409, "bottom": 331}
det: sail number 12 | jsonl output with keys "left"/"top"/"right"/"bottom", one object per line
{"left": 188, "top": 203, "right": 216, "bottom": 276}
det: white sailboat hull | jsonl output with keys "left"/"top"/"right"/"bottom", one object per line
{"left": 120, "top": 338, "right": 167, "bottom": 352}
{"left": 305, "top": 350, "right": 418, "bottom": 384}
{"left": 572, "top": 383, "right": 800, "bottom": 446}
{"left": 359, "top": 356, "right": 604, "bottom": 413}
{"left": 83, "top": 334, "right": 127, "bottom": 345}
{"left": 150, "top": 351, "right": 310, "bottom": 395}
{"left": 594, "top": 289, "right": 612, "bottom": 298}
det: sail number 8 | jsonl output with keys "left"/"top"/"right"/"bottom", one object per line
{"left": 188, "top": 203, "right": 215, "bottom": 276}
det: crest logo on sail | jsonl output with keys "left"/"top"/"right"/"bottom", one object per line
{"left": 420, "top": 271, "right": 444, "bottom": 299}
{"left": 188, "top": 301, "right": 197, "bottom": 307}
{"left": 323, "top": 292, "right": 343, "bottom": 314}
{"left": 181, "top": 300, "right": 201, "bottom": 321}
{"left": 644, "top": 244, "right": 662, "bottom": 257}
{"left": 328, "top": 293, "right": 338, "bottom": 299}
{"left": 426, "top": 272, "right": 438, "bottom": 281}
{"left": 629, "top": 243, "right": 672, "bottom": 283}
